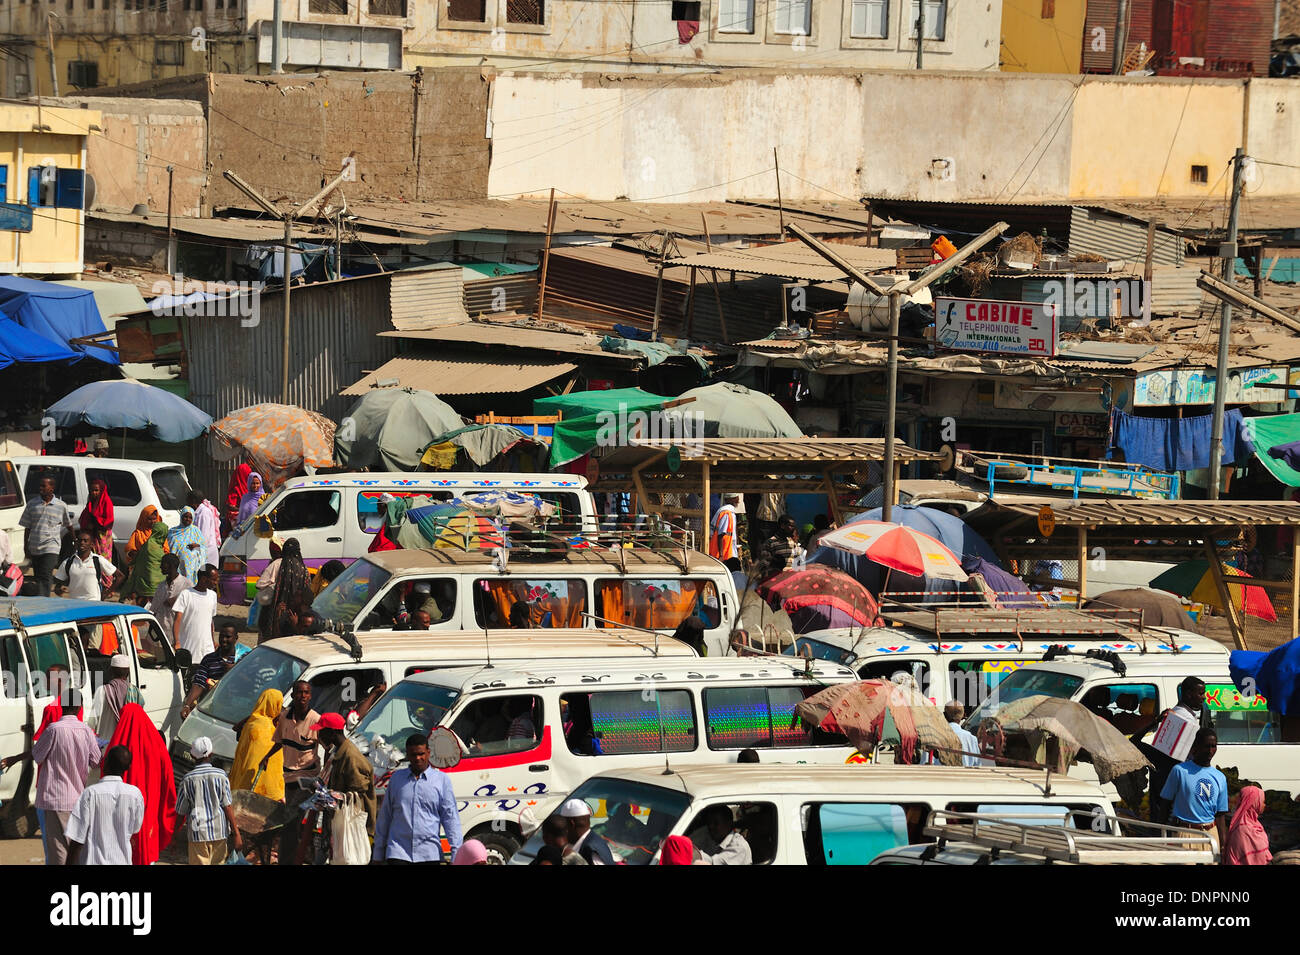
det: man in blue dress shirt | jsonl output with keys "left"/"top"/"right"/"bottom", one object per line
{"left": 372, "top": 733, "right": 463, "bottom": 865}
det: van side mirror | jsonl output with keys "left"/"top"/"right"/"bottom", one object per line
{"left": 173, "top": 648, "right": 193, "bottom": 670}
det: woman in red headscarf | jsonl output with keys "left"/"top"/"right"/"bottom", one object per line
{"left": 659, "top": 835, "right": 695, "bottom": 865}
{"left": 107, "top": 703, "right": 177, "bottom": 865}
{"left": 225, "top": 462, "right": 253, "bottom": 528}
{"left": 80, "top": 477, "right": 115, "bottom": 560}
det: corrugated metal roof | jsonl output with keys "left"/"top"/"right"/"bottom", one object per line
{"left": 379, "top": 320, "right": 638, "bottom": 360}
{"left": 389, "top": 264, "right": 468, "bottom": 330}
{"left": 341, "top": 357, "right": 577, "bottom": 396}
{"left": 985, "top": 499, "right": 1300, "bottom": 527}
{"left": 668, "top": 241, "right": 897, "bottom": 282}
{"left": 1067, "top": 207, "right": 1184, "bottom": 266}
{"left": 88, "top": 211, "right": 414, "bottom": 246}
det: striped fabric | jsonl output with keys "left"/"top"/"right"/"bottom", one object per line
{"left": 176, "top": 763, "right": 233, "bottom": 843}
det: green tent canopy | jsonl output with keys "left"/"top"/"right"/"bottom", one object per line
{"left": 1244, "top": 413, "right": 1300, "bottom": 487}
{"left": 534, "top": 387, "right": 668, "bottom": 420}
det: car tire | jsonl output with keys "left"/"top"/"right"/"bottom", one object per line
{"left": 473, "top": 830, "right": 521, "bottom": 865}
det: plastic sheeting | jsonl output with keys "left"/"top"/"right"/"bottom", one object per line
{"left": 0, "top": 276, "right": 118, "bottom": 366}
{"left": 1111, "top": 409, "right": 1248, "bottom": 472}
{"left": 1243, "top": 413, "right": 1300, "bottom": 487}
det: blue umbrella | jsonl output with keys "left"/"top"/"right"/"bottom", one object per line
{"left": 47, "top": 379, "right": 213, "bottom": 442}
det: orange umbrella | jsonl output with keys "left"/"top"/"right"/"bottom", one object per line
{"left": 817, "top": 521, "right": 968, "bottom": 582}
{"left": 795, "top": 679, "right": 964, "bottom": 766}
{"left": 209, "top": 403, "right": 335, "bottom": 489}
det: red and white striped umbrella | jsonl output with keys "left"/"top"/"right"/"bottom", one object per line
{"left": 817, "top": 520, "right": 968, "bottom": 582}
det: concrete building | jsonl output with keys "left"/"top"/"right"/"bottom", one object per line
{"left": 0, "top": 103, "right": 99, "bottom": 275}
{"left": 1, "top": 0, "right": 1000, "bottom": 97}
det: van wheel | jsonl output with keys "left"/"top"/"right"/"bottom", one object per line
{"left": 474, "top": 831, "right": 521, "bottom": 865}
{"left": 1, "top": 808, "right": 38, "bottom": 840}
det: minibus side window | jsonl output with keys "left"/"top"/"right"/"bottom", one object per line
{"left": 356, "top": 490, "right": 454, "bottom": 532}
{"left": 1203, "top": 682, "right": 1279, "bottom": 744}
{"left": 946, "top": 802, "right": 1105, "bottom": 830}
{"left": 802, "top": 802, "right": 929, "bottom": 865}
{"left": 28, "top": 628, "right": 81, "bottom": 697}
{"left": 857, "top": 659, "right": 930, "bottom": 695}
{"left": 561, "top": 690, "right": 695, "bottom": 755}
{"left": 475, "top": 578, "right": 586, "bottom": 629}
{"left": 272, "top": 490, "right": 341, "bottom": 531}
{"left": 1080, "top": 683, "right": 1159, "bottom": 736}
{"left": 681, "top": 802, "right": 779, "bottom": 865}
{"left": 1, "top": 635, "right": 28, "bottom": 698}
{"left": 594, "top": 579, "right": 721, "bottom": 631}
{"left": 450, "top": 694, "right": 543, "bottom": 757}
{"left": 309, "top": 668, "right": 386, "bottom": 718}
{"left": 703, "top": 686, "right": 847, "bottom": 750}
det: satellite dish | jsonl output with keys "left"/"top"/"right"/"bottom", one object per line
{"left": 936, "top": 443, "right": 956, "bottom": 474}
{"left": 428, "top": 726, "right": 461, "bottom": 769}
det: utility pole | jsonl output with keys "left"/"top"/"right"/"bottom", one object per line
{"left": 166, "top": 165, "right": 175, "bottom": 276}
{"left": 773, "top": 148, "right": 785, "bottom": 234}
{"left": 224, "top": 169, "right": 349, "bottom": 404}
{"left": 650, "top": 230, "right": 671, "bottom": 339}
{"left": 272, "top": 0, "right": 285, "bottom": 73}
{"left": 916, "top": 1, "right": 925, "bottom": 69}
{"left": 786, "top": 220, "right": 1008, "bottom": 521}
{"left": 1112, "top": 0, "right": 1129, "bottom": 73}
{"left": 1207, "top": 148, "right": 1246, "bottom": 501}
{"left": 46, "top": 13, "right": 59, "bottom": 97}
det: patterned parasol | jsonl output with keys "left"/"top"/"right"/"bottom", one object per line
{"left": 209, "top": 403, "right": 335, "bottom": 489}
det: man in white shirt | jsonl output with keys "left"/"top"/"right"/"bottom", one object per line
{"left": 172, "top": 565, "right": 219, "bottom": 661}
{"left": 150, "top": 553, "right": 192, "bottom": 642}
{"left": 945, "top": 701, "right": 983, "bottom": 768}
{"left": 690, "top": 805, "right": 752, "bottom": 865}
{"left": 66, "top": 745, "right": 144, "bottom": 865}
{"left": 54, "top": 531, "right": 117, "bottom": 601}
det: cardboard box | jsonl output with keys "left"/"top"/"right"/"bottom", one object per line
{"left": 1151, "top": 707, "right": 1198, "bottom": 761}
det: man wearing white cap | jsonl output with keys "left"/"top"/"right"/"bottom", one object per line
{"left": 87, "top": 654, "right": 140, "bottom": 744}
{"left": 559, "top": 798, "right": 616, "bottom": 866}
{"left": 175, "top": 737, "right": 243, "bottom": 865}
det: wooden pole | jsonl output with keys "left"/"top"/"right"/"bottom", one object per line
{"left": 1077, "top": 526, "right": 1089, "bottom": 600}
{"left": 773, "top": 147, "right": 785, "bottom": 234}
{"left": 823, "top": 469, "right": 843, "bottom": 525}
{"left": 700, "top": 212, "right": 729, "bottom": 344}
{"left": 702, "top": 461, "right": 711, "bottom": 549}
{"left": 281, "top": 214, "right": 293, "bottom": 404}
{"left": 650, "top": 229, "right": 670, "bottom": 339}
{"left": 536, "top": 188, "right": 557, "bottom": 321}
{"left": 1143, "top": 220, "right": 1157, "bottom": 284}
{"left": 1205, "top": 540, "right": 1248, "bottom": 651}
{"left": 685, "top": 265, "right": 698, "bottom": 339}
{"left": 864, "top": 202, "right": 875, "bottom": 247}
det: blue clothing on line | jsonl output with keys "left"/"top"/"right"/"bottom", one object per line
{"left": 1111, "top": 409, "right": 1248, "bottom": 472}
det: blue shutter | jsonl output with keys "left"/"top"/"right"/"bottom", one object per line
{"left": 28, "top": 167, "right": 40, "bottom": 205}
{"left": 0, "top": 165, "right": 7, "bottom": 203}
{"left": 55, "top": 169, "right": 85, "bottom": 210}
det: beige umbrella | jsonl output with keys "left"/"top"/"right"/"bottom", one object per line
{"left": 993, "top": 694, "right": 1151, "bottom": 784}
{"left": 796, "top": 679, "right": 964, "bottom": 766}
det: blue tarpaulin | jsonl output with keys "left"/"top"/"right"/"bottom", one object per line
{"left": 1230, "top": 637, "right": 1300, "bottom": 716}
{"left": 0, "top": 276, "right": 118, "bottom": 366}
{"left": 1111, "top": 408, "right": 1247, "bottom": 472}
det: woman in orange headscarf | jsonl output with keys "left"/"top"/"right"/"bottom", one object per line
{"left": 107, "top": 703, "right": 177, "bottom": 865}
{"left": 125, "top": 506, "right": 160, "bottom": 563}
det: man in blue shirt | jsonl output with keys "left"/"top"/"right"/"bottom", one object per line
{"left": 372, "top": 733, "right": 462, "bottom": 865}
{"left": 1159, "top": 728, "right": 1229, "bottom": 862}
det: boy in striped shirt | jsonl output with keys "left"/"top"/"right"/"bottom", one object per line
{"left": 175, "top": 737, "right": 244, "bottom": 865}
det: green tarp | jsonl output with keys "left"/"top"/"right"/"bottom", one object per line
{"left": 537, "top": 388, "right": 671, "bottom": 468}
{"left": 1244, "top": 413, "right": 1300, "bottom": 486}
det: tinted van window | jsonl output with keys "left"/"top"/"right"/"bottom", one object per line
{"left": 87, "top": 468, "right": 142, "bottom": 507}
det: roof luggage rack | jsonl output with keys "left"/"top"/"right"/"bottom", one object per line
{"left": 875, "top": 597, "right": 1153, "bottom": 652}
{"left": 922, "top": 810, "right": 1216, "bottom": 865}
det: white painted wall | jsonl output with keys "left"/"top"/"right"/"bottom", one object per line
{"left": 487, "top": 70, "right": 1300, "bottom": 201}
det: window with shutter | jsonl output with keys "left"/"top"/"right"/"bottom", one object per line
{"left": 506, "top": 0, "right": 543, "bottom": 24}
{"left": 718, "top": 0, "right": 754, "bottom": 32}
{"left": 774, "top": 0, "right": 810, "bottom": 34}
{"left": 447, "top": 0, "right": 485, "bottom": 20}
{"left": 908, "top": 0, "right": 945, "bottom": 39}
{"left": 850, "top": 0, "right": 887, "bottom": 37}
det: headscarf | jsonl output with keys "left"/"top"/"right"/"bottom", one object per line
{"left": 124, "top": 521, "right": 170, "bottom": 599}
{"left": 166, "top": 507, "right": 206, "bottom": 583}
{"left": 226, "top": 463, "right": 252, "bottom": 523}
{"left": 107, "top": 703, "right": 177, "bottom": 865}
{"left": 126, "top": 506, "right": 161, "bottom": 561}
{"left": 452, "top": 839, "right": 488, "bottom": 865}
{"left": 260, "top": 538, "right": 312, "bottom": 641}
{"left": 237, "top": 473, "right": 265, "bottom": 526}
{"left": 79, "top": 480, "right": 115, "bottom": 557}
{"left": 230, "top": 688, "right": 285, "bottom": 801}
{"left": 659, "top": 835, "right": 694, "bottom": 865}
{"left": 1225, "top": 785, "right": 1272, "bottom": 865}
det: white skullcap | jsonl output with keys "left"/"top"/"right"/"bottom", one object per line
{"left": 190, "top": 737, "right": 214, "bottom": 759}
{"left": 110, "top": 654, "right": 131, "bottom": 669}
{"left": 558, "top": 798, "right": 592, "bottom": 818}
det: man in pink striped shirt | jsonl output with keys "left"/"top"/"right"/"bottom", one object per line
{"left": 32, "top": 690, "right": 101, "bottom": 866}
